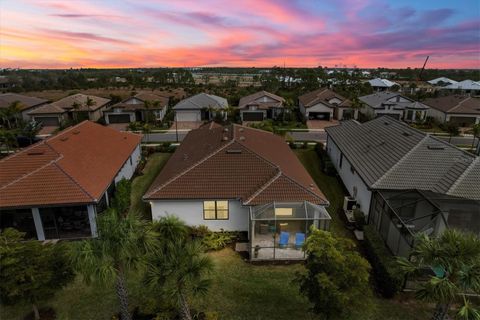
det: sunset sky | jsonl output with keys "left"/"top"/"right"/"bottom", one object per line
{"left": 1, "top": 0, "right": 479, "bottom": 69}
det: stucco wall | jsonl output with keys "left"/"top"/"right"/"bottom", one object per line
{"left": 150, "top": 199, "right": 250, "bottom": 231}
{"left": 114, "top": 144, "right": 141, "bottom": 183}
{"left": 327, "top": 135, "right": 372, "bottom": 215}
{"left": 426, "top": 108, "right": 447, "bottom": 123}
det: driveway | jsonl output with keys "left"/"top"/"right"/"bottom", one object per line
{"left": 306, "top": 120, "right": 339, "bottom": 130}
{"left": 169, "top": 121, "right": 203, "bottom": 130}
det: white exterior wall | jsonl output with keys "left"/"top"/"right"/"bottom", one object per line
{"left": 426, "top": 108, "right": 447, "bottom": 123}
{"left": 150, "top": 200, "right": 250, "bottom": 231}
{"left": 327, "top": 136, "right": 372, "bottom": 214}
{"left": 175, "top": 110, "right": 201, "bottom": 122}
{"left": 114, "top": 144, "right": 141, "bottom": 183}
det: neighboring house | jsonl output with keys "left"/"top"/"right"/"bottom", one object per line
{"left": 104, "top": 92, "right": 169, "bottom": 124}
{"left": 359, "top": 91, "right": 429, "bottom": 122}
{"left": 144, "top": 123, "right": 331, "bottom": 260}
{"left": 0, "top": 121, "right": 142, "bottom": 240}
{"left": 424, "top": 95, "right": 480, "bottom": 126}
{"left": 326, "top": 117, "right": 480, "bottom": 256}
{"left": 28, "top": 94, "right": 110, "bottom": 126}
{"left": 173, "top": 93, "right": 228, "bottom": 122}
{"left": 299, "top": 88, "right": 358, "bottom": 121}
{"left": 428, "top": 77, "right": 458, "bottom": 87}
{"left": 237, "top": 90, "right": 285, "bottom": 121}
{"left": 0, "top": 76, "right": 14, "bottom": 90}
{"left": 368, "top": 78, "right": 399, "bottom": 91}
{"left": 443, "top": 80, "right": 480, "bottom": 95}
{"left": 0, "top": 93, "right": 48, "bottom": 121}
{"left": 396, "top": 81, "right": 436, "bottom": 94}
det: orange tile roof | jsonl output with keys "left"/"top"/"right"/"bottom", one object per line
{"left": 145, "top": 123, "right": 328, "bottom": 205}
{"left": 0, "top": 121, "right": 142, "bottom": 208}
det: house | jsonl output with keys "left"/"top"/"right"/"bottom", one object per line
{"left": 0, "top": 93, "right": 48, "bottom": 121}
{"left": 104, "top": 92, "right": 169, "bottom": 124}
{"left": 237, "top": 91, "right": 285, "bottom": 121}
{"left": 424, "top": 95, "right": 480, "bottom": 127}
{"left": 428, "top": 77, "right": 458, "bottom": 87}
{"left": 443, "top": 80, "right": 480, "bottom": 95}
{"left": 326, "top": 117, "right": 480, "bottom": 256}
{"left": 173, "top": 93, "right": 228, "bottom": 122}
{"left": 0, "top": 121, "right": 142, "bottom": 240}
{"left": 368, "top": 78, "right": 399, "bottom": 91}
{"left": 359, "top": 91, "right": 429, "bottom": 122}
{"left": 0, "top": 76, "right": 14, "bottom": 90}
{"left": 28, "top": 94, "right": 111, "bottom": 126}
{"left": 144, "top": 123, "right": 331, "bottom": 260}
{"left": 299, "top": 88, "right": 358, "bottom": 121}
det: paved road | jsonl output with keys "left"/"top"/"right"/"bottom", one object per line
{"left": 144, "top": 130, "right": 478, "bottom": 148}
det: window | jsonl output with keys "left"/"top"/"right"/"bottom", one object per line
{"left": 339, "top": 153, "right": 343, "bottom": 168}
{"left": 203, "top": 201, "right": 229, "bottom": 220}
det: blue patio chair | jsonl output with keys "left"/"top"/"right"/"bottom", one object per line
{"left": 279, "top": 231, "right": 289, "bottom": 248}
{"left": 295, "top": 233, "right": 305, "bottom": 250}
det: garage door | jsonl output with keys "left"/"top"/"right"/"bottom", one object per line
{"left": 176, "top": 111, "right": 200, "bottom": 122}
{"left": 308, "top": 112, "right": 330, "bottom": 120}
{"left": 449, "top": 117, "right": 476, "bottom": 127}
{"left": 34, "top": 116, "right": 59, "bottom": 126}
{"left": 243, "top": 112, "right": 264, "bottom": 121}
{"left": 108, "top": 114, "right": 131, "bottom": 123}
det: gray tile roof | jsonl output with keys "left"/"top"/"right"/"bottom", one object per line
{"left": 326, "top": 117, "right": 479, "bottom": 200}
{"left": 360, "top": 92, "right": 428, "bottom": 110}
{"left": 423, "top": 95, "right": 480, "bottom": 115}
{"left": 448, "top": 158, "right": 480, "bottom": 200}
{"left": 0, "top": 93, "right": 48, "bottom": 111}
{"left": 173, "top": 93, "right": 228, "bottom": 110}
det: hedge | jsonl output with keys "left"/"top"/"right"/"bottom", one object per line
{"left": 363, "top": 225, "right": 404, "bottom": 298}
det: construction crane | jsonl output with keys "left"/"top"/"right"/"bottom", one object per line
{"left": 418, "top": 56, "right": 429, "bottom": 81}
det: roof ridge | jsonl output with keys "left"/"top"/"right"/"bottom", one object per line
{"left": 373, "top": 135, "right": 429, "bottom": 188}
{"left": 447, "top": 156, "right": 479, "bottom": 196}
{"left": 280, "top": 173, "right": 329, "bottom": 205}
{"left": 0, "top": 152, "right": 63, "bottom": 190}
{"left": 448, "top": 96, "right": 471, "bottom": 112}
{"left": 244, "top": 171, "right": 282, "bottom": 204}
{"left": 144, "top": 139, "right": 235, "bottom": 198}
{"left": 52, "top": 161, "right": 96, "bottom": 201}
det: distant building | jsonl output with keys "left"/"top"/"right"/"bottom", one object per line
{"left": 368, "top": 78, "right": 399, "bottom": 91}
{"left": 299, "top": 88, "right": 358, "bottom": 121}
{"left": 424, "top": 95, "right": 480, "bottom": 126}
{"left": 237, "top": 91, "right": 285, "bottom": 122}
{"left": 104, "top": 92, "right": 169, "bottom": 125}
{"left": 443, "top": 80, "right": 480, "bottom": 95}
{"left": 359, "top": 91, "right": 429, "bottom": 122}
{"left": 0, "top": 93, "right": 48, "bottom": 121}
{"left": 428, "top": 77, "right": 458, "bottom": 86}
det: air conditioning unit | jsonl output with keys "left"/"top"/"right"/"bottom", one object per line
{"left": 343, "top": 196, "right": 357, "bottom": 211}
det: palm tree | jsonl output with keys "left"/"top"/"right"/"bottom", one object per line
{"left": 142, "top": 123, "right": 152, "bottom": 144}
{"left": 143, "top": 100, "right": 152, "bottom": 124}
{"left": 471, "top": 124, "right": 480, "bottom": 150}
{"left": 70, "top": 209, "right": 158, "bottom": 320}
{"left": 145, "top": 216, "right": 213, "bottom": 320}
{"left": 0, "top": 101, "right": 22, "bottom": 129}
{"left": 71, "top": 101, "right": 81, "bottom": 123}
{"left": 398, "top": 229, "right": 480, "bottom": 320}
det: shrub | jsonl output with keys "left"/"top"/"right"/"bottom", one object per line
{"left": 353, "top": 209, "right": 366, "bottom": 230}
{"left": 323, "top": 158, "right": 337, "bottom": 176}
{"left": 189, "top": 226, "right": 237, "bottom": 250}
{"left": 363, "top": 225, "right": 404, "bottom": 298}
{"left": 189, "top": 225, "right": 210, "bottom": 238}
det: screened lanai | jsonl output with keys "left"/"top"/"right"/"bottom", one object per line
{"left": 249, "top": 201, "right": 331, "bottom": 260}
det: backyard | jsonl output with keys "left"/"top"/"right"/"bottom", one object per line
{"left": 0, "top": 148, "right": 435, "bottom": 320}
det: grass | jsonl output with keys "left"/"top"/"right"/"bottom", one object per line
{"left": 129, "top": 152, "right": 171, "bottom": 218}
{"left": 294, "top": 148, "right": 350, "bottom": 237}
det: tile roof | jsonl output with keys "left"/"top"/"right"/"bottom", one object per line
{"left": 238, "top": 91, "right": 285, "bottom": 109}
{"left": 0, "top": 121, "right": 142, "bottom": 208}
{"left": 423, "top": 95, "right": 480, "bottom": 115}
{"left": 445, "top": 80, "right": 480, "bottom": 91}
{"left": 428, "top": 77, "right": 458, "bottom": 86}
{"left": 447, "top": 158, "right": 480, "bottom": 200}
{"left": 28, "top": 103, "right": 66, "bottom": 115}
{"left": 145, "top": 123, "right": 327, "bottom": 205}
{"left": 299, "top": 88, "right": 351, "bottom": 108}
{"left": 29, "top": 94, "right": 110, "bottom": 115}
{"left": 368, "top": 78, "right": 399, "bottom": 88}
{"left": 106, "top": 92, "right": 169, "bottom": 112}
{"left": 326, "top": 117, "right": 479, "bottom": 200}
{"left": 173, "top": 93, "right": 228, "bottom": 110}
{"left": 0, "top": 93, "right": 48, "bottom": 111}
{"left": 359, "top": 91, "right": 429, "bottom": 110}
{"left": 134, "top": 92, "right": 169, "bottom": 105}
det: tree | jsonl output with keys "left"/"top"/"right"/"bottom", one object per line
{"left": 70, "top": 210, "right": 158, "bottom": 320}
{"left": 144, "top": 216, "right": 213, "bottom": 320}
{"left": 22, "top": 120, "right": 43, "bottom": 144}
{"left": 295, "top": 228, "right": 372, "bottom": 319}
{"left": 142, "top": 123, "right": 152, "bottom": 143}
{"left": 0, "top": 101, "right": 22, "bottom": 129}
{"left": 143, "top": 100, "right": 152, "bottom": 124}
{"left": 471, "top": 124, "right": 480, "bottom": 150}
{"left": 111, "top": 178, "right": 132, "bottom": 214}
{"left": 398, "top": 230, "right": 480, "bottom": 320}
{"left": 0, "top": 129, "right": 18, "bottom": 152}
{"left": 0, "top": 228, "right": 74, "bottom": 320}
{"left": 71, "top": 101, "right": 81, "bottom": 123}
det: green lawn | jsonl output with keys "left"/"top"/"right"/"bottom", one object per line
{"left": 129, "top": 152, "right": 171, "bottom": 218}
{"left": 294, "top": 148, "right": 350, "bottom": 237}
